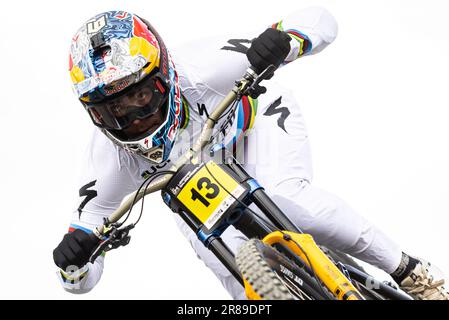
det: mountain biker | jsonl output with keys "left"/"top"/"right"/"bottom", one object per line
{"left": 53, "top": 8, "right": 448, "bottom": 300}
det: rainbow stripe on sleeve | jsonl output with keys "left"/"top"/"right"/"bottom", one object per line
{"left": 180, "top": 96, "right": 190, "bottom": 129}
{"left": 272, "top": 20, "right": 312, "bottom": 57}
{"left": 69, "top": 224, "right": 93, "bottom": 234}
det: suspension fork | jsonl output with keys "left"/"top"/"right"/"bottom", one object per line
{"left": 174, "top": 207, "right": 244, "bottom": 286}
{"left": 223, "top": 158, "right": 303, "bottom": 233}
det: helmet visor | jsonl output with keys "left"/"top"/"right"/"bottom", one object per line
{"left": 84, "top": 73, "right": 169, "bottom": 136}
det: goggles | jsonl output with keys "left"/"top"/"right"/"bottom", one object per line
{"left": 83, "top": 72, "right": 169, "bottom": 133}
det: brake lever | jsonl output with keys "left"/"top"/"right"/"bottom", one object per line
{"left": 242, "top": 64, "right": 277, "bottom": 99}
{"left": 89, "top": 223, "right": 135, "bottom": 263}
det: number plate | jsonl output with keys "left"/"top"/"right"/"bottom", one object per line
{"left": 177, "top": 161, "right": 246, "bottom": 229}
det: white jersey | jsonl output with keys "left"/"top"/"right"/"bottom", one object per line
{"left": 58, "top": 7, "right": 402, "bottom": 298}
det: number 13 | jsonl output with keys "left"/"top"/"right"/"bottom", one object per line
{"left": 190, "top": 177, "right": 219, "bottom": 207}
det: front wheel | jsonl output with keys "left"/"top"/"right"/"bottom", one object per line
{"left": 236, "top": 239, "right": 332, "bottom": 300}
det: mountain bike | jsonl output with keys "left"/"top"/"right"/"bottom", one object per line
{"left": 87, "top": 65, "right": 413, "bottom": 300}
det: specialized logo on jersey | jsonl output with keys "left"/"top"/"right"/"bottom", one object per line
{"left": 221, "top": 39, "right": 252, "bottom": 54}
{"left": 194, "top": 101, "right": 236, "bottom": 144}
{"left": 78, "top": 180, "right": 98, "bottom": 219}
{"left": 196, "top": 103, "right": 209, "bottom": 117}
{"left": 263, "top": 96, "right": 290, "bottom": 133}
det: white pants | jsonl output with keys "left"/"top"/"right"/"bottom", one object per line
{"left": 174, "top": 85, "right": 402, "bottom": 299}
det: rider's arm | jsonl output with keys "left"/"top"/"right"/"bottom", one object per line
{"left": 56, "top": 129, "right": 144, "bottom": 294}
{"left": 277, "top": 6, "right": 338, "bottom": 62}
{"left": 173, "top": 7, "right": 338, "bottom": 150}
{"left": 173, "top": 6, "right": 338, "bottom": 108}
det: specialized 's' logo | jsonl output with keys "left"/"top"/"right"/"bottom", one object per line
{"left": 263, "top": 96, "right": 290, "bottom": 133}
{"left": 221, "top": 39, "right": 252, "bottom": 54}
{"left": 196, "top": 103, "right": 209, "bottom": 118}
{"left": 78, "top": 180, "right": 98, "bottom": 219}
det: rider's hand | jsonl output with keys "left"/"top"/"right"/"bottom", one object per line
{"left": 53, "top": 229, "right": 101, "bottom": 271}
{"left": 246, "top": 28, "right": 292, "bottom": 75}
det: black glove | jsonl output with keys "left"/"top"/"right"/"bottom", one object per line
{"left": 246, "top": 28, "right": 291, "bottom": 75}
{"left": 53, "top": 229, "right": 101, "bottom": 271}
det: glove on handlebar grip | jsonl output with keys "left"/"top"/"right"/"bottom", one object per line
{"left": 246, "top": 28, "right": 291, "bottom": 75}
{"left": 53, "top": 228, "right": 102, "bottom": 271}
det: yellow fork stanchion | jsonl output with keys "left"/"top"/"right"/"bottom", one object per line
{"left": 263, "top": 231, "right": 364, "bottom": 300}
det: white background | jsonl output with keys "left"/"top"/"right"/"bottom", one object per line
{"left": 0, "top": 0, "right": 448, "bottom": 299}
